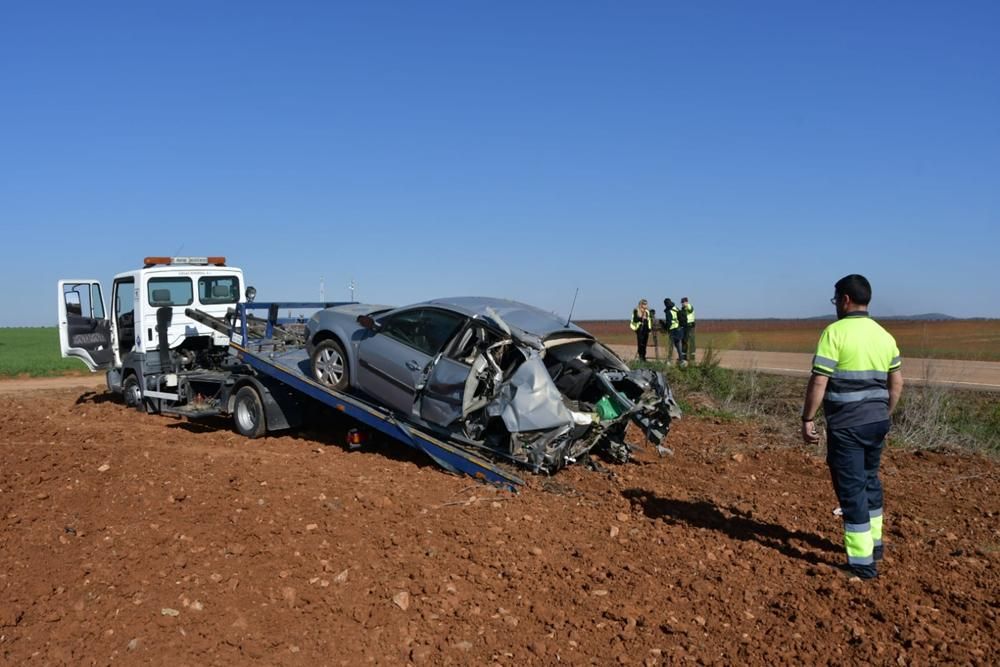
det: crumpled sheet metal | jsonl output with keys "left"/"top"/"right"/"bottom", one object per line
{"left": 486, "top": 354, "right": 573, "bottom": 433}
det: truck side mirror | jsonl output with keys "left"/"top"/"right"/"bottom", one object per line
{"left": 245, "top": 286, "right": 257, "bottom": 303}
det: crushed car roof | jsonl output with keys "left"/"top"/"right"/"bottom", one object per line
{"left": 420, "top": 297, "right": 589, "bottom": 339}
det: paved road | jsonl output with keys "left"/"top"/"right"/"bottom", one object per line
{"left": 609, "top": 346, "right": 1000, "bottom": 392}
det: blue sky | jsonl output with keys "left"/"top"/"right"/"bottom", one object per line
{"left": 2, "top": 1, "right": 998, "bottom": 326}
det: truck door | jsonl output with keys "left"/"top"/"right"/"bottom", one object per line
{"left": 58, "top": 280, "right": 114, "bottom": 371}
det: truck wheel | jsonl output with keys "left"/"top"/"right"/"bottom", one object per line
{"left": 233, "top": 386, "right": 267, "bottom": 439}
{"left": 310, "top": 339, "right": 349, "bottom": 391}
{"left": 122, "top": 374, "right": 143, "bottom": 409}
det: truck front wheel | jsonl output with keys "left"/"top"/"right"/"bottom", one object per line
{"left": 233, "top": 386, "right": 267, "bottom": 438}
{"left": 123, "top": 374, "right": 143, "bottom": 410}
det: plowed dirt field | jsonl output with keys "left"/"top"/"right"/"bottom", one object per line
{"left": 1, "top": 386, "right": 997, "bottom": 665}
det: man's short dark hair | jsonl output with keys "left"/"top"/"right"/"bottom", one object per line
{"left": 835, "top": 274, "right": 872, "bottom": 305}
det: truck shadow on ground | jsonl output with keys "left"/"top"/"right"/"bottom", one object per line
{"left": 74, "top": 391, "right": 118, "bottom": 405}
{"left": 161, "top": 406, "right": 438, "bottom": 471}
{"left": 622, "top": 488, "right": 842, "bottom": 566}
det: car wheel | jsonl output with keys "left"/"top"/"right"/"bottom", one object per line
{"left": 122, "top": 374, "right": 142, "bottom": 409}
{"left": 311, "top": 339, "right": 349, "bottom": 391}
{"left": 233, "top": 386, "right": 266, "bottom": 438}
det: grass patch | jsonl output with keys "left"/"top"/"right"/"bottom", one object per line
{"left": 892, "top": 385, "right": 1000, "bottom": 454}
{"left": 0, "top": 328, "right": 90, "bottom": 377}
{"left": 633, "top": 347, "right": 799, "bottom": 421}
{"left": 632, "top": 348, "right": 1000, "bottom": 455}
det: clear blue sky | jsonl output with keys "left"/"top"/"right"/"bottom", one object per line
{"left": 2, "top": 1, "right": 998, "bottom": 326}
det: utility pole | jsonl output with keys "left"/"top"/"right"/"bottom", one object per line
{"left": 348, "top": 279, "right": 356, "bottom": 302}
{"left": 319, "top": 277, "right": 325, "bottom": 303}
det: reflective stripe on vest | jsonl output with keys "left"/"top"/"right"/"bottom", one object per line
{"left": 684, "top": 304, "right": 695, "bottom": 324}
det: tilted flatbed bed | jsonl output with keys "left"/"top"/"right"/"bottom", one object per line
{"left": 201, "top": 302, "right": 525, "bottom": 491}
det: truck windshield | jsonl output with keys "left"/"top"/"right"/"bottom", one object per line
{"left": 198, "top": 276, "right": 240, "bottom": 305}
{"left": 148, "top": 277, "right": 193, "bottom": 307}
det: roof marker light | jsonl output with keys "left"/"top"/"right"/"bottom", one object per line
{"left": 143, "top": 256, "right": 227, "bottom": 267}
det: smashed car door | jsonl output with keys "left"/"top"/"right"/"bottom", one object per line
{"left": 357, "top": 307, "right": 466, "bottom": 418}
{"left": 417, "top": 319, "right": 494, "bottom": 427}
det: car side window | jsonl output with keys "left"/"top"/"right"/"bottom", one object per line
{"left": 380, "top": 308, "right": 465, "bottom": 356}
{"left": 421, "top": 309, "right": 466, "bottom": 354}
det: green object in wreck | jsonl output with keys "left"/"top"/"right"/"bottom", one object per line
{"left": 595, "top": 395, "right": 622, "bottom": 421}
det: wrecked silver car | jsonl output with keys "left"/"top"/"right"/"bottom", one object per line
{"left": 304, "top": 297, "right": 680, "bottom": 473}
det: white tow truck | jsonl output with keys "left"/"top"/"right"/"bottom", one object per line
{"left": 58, "top": 256, "right": 254, "bottom": 410}
{"left": 56, "top": 256, "right": 527, "bottom": 490}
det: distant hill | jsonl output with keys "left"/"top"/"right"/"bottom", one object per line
{"left": 881, "top": 313, "right": 956, "bottom": 320}
{"left": 806, "top": 313, "right": 957, "bottom": 321}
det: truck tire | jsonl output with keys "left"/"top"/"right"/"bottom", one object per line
{"left": 122, "top": 374, "right": 143, "bottom": 410}
{"left": 310, "top": 339, "right": 349, "bottom": 391}
{"left": 233, "top": 386, "right": 267, "bottom": 439}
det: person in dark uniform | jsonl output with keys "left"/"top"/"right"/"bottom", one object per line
{"left": 661, "top": 298, "right": 684, "bottom": 364}
{"left": 680, "top": 297, "right": 696, "bottom": 366}
{"left": 630, "top": 299, "right": 653, "bottom": 361}
{"left": 801, "top": 274, "right": 903, "bottom": 580}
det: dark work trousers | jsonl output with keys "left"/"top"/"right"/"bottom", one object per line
{"left": 635, "top": 327, "right": 650, "bottom": 361}
{"left": 826, "top": 419, "right": 890, "bottom": 578}
{"left": 669, "top": 328, "right": 684, "bottom": 362}
{"left": 683, "top": 324, "right": 696, "bottom": 363}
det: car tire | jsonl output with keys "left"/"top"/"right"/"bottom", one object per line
{"left": 233, "top": 386, "right": 267, "bottom": 439}
{"left": 310, "top": 339, "right": 349, "bottom": 391}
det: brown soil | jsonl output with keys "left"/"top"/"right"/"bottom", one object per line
{"left": 1, "top": 387, "right": 997, "bottom": 665}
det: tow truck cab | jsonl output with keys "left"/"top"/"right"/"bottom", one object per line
{"left": 58, "top": 257, "right": 247, "bottom": 397}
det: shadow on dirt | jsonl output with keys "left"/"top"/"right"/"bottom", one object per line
{"left": 623, "top": 488, "right": 842, "bottom": 566}
{"left": 74, "top": 391, "right": 118, "bottom": 406}
{"left": 166, "top": 417, "right": 231, "bottom": 434}
{"left": 160, "top": 403, "right": 439, "bottom": 471}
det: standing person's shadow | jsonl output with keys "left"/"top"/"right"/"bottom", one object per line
{"left": 623, "top": 489, "right": 842, "bottom": 566}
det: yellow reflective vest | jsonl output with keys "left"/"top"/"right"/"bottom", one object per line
{"left": 630, "top": 309, "right": 653, "bottom": 332}
{"left": 812, "top": 312, "right": 901, "bottom": 429}
{"left": 665, "top": 307, "right": 680, "bottom": 330}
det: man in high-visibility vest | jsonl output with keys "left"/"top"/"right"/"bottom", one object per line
{"left": 661, "top": 298, "right": 684, "bottom": 365}
{"left": 801, "top": 274, "right": 903, "bottom": 580}
{"left": 681, "top": 297, "right": 696, "bottom": 366}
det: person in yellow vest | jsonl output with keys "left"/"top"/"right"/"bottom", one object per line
{"left": 629, "top": 298, "right": 653, "bottom": 361}
{"left": 661, "top": 298, "right": 683, "bottom": 364}
{"left": 801, "top": 274, "right": 903, "bottom": 580}
{"left": 680, "top": 297, "right": 695, "bottom": 365}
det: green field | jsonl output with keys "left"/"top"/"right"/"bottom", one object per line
{"left": 0, "top": 328, "right": 92, "bottom": 377}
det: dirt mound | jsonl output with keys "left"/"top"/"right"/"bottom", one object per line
{"left": 1, "top": 388, "right": 997, "bottom": 664}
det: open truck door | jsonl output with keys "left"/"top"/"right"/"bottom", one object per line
{"left": 58, "top": 280, "right": 114, "bottom": 371}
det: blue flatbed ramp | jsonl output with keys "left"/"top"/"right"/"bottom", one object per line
{"left": 231, "top": 343, "right": 525, "bottom": 492}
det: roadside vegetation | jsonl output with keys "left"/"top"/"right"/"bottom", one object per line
{"left": 0, "top": 328, "right": 87, "bottom": 377}
{"left": 634, "top": 348, "right": 1000, "bottom": 455}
